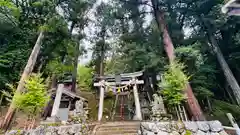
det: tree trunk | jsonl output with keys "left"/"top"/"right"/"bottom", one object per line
{"left": 0, "top": 94, "right": 3, "bottom": 106}
{"left": 0, "top": 30, "right": 44, "bottom": 130}
{"left": 150, "top": 0, "right": 205, "bottom": 120}
{"left": 99, "top": 43, "right": 105, "bottom": 76}
{"left": 99, "top": 26, "right": 106, "bottom": 76}
{"left": 157, "top": 12, "right": 175, "bottom": 62}
{"left": 225, "top": 82, "right": 236, "bottom": 104}
{"left": 69, "top": 22, "right": 78, "bottom": 92}
{"left": 207, "top": 32, "right": 240, "bottom": 105}
{"left": 71, "top": 41, "right": 80, "bottom": 92}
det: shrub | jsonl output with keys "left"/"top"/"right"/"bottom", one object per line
{"left": 159, "top": 61, "right": 189, "bottom": 106}
{"left": 13, "top": 73, "right": 50, "bottom": 117}
{"left": 77, "top": 65, "right": 93, "bottom": 91}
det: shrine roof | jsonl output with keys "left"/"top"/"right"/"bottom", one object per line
{"left": 52, "top": 88, "right": 87, "bottom": 102}
{"left": 222, "top": 0, "right": 240, "bottom": 15}
{"left": 63, "top": 89, "right": 87, "bottom": 101}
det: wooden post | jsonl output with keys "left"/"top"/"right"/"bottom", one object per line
{"left": 111, "top": 94, "right": 118, "bottom": 120}
{"left": 182, "top": 105, "right": 188, "bottom": 121}
{"left": 133, "top": 78, "right": 142, "bottom": 120}
{"left": 68, "top": 100, "right": 71, "bottom": 110}
{"left": 51, "top": 84, "right": 64, "bottom": 117}
{"left": 226, "top": 113, "right": 240, "bottom": 135}
{"left": 98, "top": 81, "right": 105, "bottom": 121}
{"left": 178, "top": 104, "right": 184, "bottom": 121}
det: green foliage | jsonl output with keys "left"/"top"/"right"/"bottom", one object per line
{"left": 210, "top": 100, "right": 240, "bottom": 125}
{"left": 40, "top": 15, "right": 68, "bottom": 34}
{"left": 46, "top": 60, "right": 73, "bottom": 78}
{"left": 0, "top": 0, "right": 20, "bottom": 19}
{"left": 176, "top": 43, "right": 216, "bottom": 100}
{"left": 159, "top": 61, "right": 189, "bottom": 106}
{"left": 190, "top": 63, "right": 216, "bottom": 99}
{"left": 13, "top": 74, "right": 49, "bottom": 117}
{"left": 104, "top": 59, "right": 125, "bottom": 74}
{"left": 0, "top": 84, "right": 15, "bottom": 104}
{"left": 176, "top": 43, "right": 204, "bottom": 70}
{"left": 77, "top": 65, "right": 93, "bottom": 91}
{"left": 0, "top": 0, "right": 240, "bottom": 123}
{"left": 185, "top": 130, "right": 192, "bottom": 135}
{"left": 0, "top": 0, "right": 73, "bottom": 107}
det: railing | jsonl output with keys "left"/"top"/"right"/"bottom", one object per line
{"left": 224, "top": 126, "right": 238, "bottom": 135}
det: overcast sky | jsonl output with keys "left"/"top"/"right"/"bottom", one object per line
{"left": 78, "top": 0, "right": 102, "bottom": 65}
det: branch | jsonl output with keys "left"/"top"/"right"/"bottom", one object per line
{"left": 0, "top": 7, "right": 18, "bottom": 26}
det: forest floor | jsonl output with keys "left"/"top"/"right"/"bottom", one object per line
{"left": 0, "top": 91, "right": 115, "bottom": 130}
{"left": 0, "top": 106, "right": 40, "bottom": 130}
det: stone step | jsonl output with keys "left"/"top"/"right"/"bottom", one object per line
{"left": 95, "top": 121, "right": 140, "bottom": 125}
{"left": 96, "top": 125, "right": 139, "bottom": 130}
{"left": 96, "top": 130, "right": 138, "bottom": 135}
{"left": 97, "top": 127, "right": 139, "bottom": 131}
{"left": 95, "top": 128, "right": 139, "bottom": 135}
{"left": 96, "top": 127, "right": 139, "bottom": 131}
{"left": 92, "top": 121, "right": 140, "bottom": 135}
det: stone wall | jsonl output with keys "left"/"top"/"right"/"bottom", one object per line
{"left": 5, "top": 121, "right": 236, "bottom": 135}
{"left": 5, "top": 124, "right": 90, "bottom": 135}
{"left": 140, "top": 121, "right": 230, "bottom": 135}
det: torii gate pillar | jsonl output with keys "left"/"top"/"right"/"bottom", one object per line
{"left": 133, "top": 78, "right": 142, "bottom": 120}
{"left": 94, "top": 71, "right": 144, "bottom": 121}
{"left": 98, "top": 81, "right": 105, "bottom": 121}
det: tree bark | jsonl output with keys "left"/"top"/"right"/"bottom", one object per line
{"left": 0, "top": 94, "right": 3, "bottom": 106}
{"left": 70, "top": 22, "right": 78, "bottom": 92}
{"left": 207, "top": 31, "right": 240, "bottom": 105}
{"left": 99, "top": 43, "right": 105, "bottom": 76}
{"left": 100, "top": 26, "right": 106, "bottom": 77}
{"left": 0, "top": 30, "right": 44, "bottom": 130}
{"left": 71, "top": 41, "right": 80, "bottom": 92}
{"left": 150, "top": 0, "right": 205, "bottom": 120}
{"left": 225, "top": 82, "right": 236, "bottom": 104}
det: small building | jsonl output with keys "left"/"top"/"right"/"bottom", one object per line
{"left": 222, "top": 0, "right": 240, "bottom": 16}
{"left": 42, "top": 79, "right": 87, "bottom": 122}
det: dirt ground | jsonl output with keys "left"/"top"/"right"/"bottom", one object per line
{"left": 0, "top": 106, "right": 40, "bottom": 130}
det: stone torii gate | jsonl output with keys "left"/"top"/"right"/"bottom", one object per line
{"left": 94, "top": 71, "right": 144, "bottom": 121}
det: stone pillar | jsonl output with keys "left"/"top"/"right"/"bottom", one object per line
{"left": 226, "top": 113, "right": 240, "bottom": 135}
{"left": 51, "top": 84, "right": 64, "bottom": 117}
{"left": 68, "top": 100, "right": 71, "bottom": 110}
{"left": 98, "top": 81, "right": 105, "bottom": 121}
{"left": 133, "top": 78, "right": 142, "bottom": 120}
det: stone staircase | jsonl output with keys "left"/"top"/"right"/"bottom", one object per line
{"left": 91, "top": 121, "right": 140, "bottom": 135}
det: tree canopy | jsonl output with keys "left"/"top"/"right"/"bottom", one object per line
{"left": 1, "top": 0, "right": 240, "bottom": 125}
